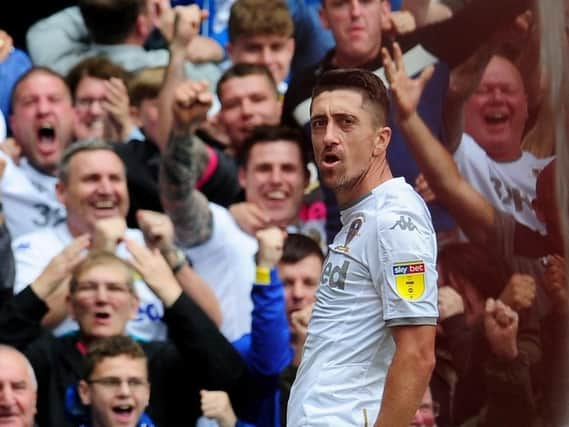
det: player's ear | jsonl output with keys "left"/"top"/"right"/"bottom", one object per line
{"left": 372, "top": 125, "right": 391, "bottom": 156}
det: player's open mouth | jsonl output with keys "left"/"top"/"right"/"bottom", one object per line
{"left": 322, "top": 153, "right": 340, "bottom": 167}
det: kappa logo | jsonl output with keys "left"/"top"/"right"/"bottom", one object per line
{"left": 389, "top": 216, "right": 417, "bottom": 231}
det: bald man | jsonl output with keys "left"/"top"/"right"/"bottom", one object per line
{"left": 0, "top": 345, "right": 37, "bottom": 427}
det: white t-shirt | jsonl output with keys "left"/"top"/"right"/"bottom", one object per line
{"left": 454, "top": 133, "right": 554, "bottom": 234}
{"left": 0, "top": 151, "right": 66, "bottom": 239}
{"left": 182, "top": 203, "right": 257, "bottom": 341}
{"left": 12, "top": 223, "right": 167, "bottom": 341}
{"left": 287, "top": 178, "right": 438, "bottom": 426}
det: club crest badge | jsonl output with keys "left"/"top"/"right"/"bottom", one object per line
{"left": 335, "top": 216, "right": 364, "bottom": 252}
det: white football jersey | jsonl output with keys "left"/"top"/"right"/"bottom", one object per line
{"left": 287, "top": 178, "right": 438, "bottom": 426}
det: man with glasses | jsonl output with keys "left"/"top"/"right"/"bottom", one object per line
{"left": 77, "top": 336, "right": 152, "bottom": 427}
{"left": 0, "top": 248, "right": 252, "bottom": 427}
{"left": 65, "top": 56, "right": 140, "bottom": 144}
{"left": 10, "top": 139, "right": 167, "bottom": 341}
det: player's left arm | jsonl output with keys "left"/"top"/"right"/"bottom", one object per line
{"left": 373, "top": 324, "right": 436, "bottom": 427}
{"left": 373, "top": 191, "right": 438, "bottom": 426}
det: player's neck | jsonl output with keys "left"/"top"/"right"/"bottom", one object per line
{"left": 337, "top": 163, "right": 393, "bottom": 208}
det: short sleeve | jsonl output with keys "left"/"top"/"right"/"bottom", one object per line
{"left": 374, "top": 202, "right": 438, "bottom": 326}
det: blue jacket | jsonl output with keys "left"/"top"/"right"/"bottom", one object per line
{"left": 0, "top": 48, "right": 31, "bottom": 124}
{"left": 231, "top": 268, "right": 293, "bottom": 426}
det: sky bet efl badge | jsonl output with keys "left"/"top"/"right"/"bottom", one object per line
{"left": 392, "top": 261, "right": 426, "bottom": 300}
